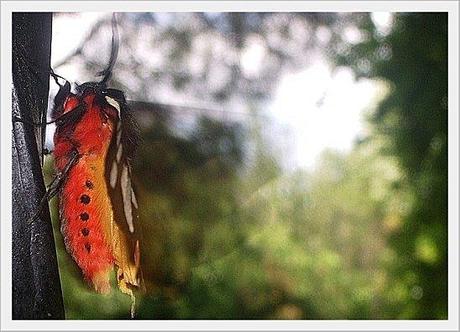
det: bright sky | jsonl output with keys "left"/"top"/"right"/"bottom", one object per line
{"left": 265, "top": 12, "right": 393, "bottom": 170}
{"left": 268, "top": 61, "right": 382, "bottom": 170}
{"left": 50, "top": 12, "right": 392, "bottom": 171}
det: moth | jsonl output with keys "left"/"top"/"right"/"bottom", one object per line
{"left": 20, "top": 15, "right": 143, "bottom": 317}
{"left": 52, "top": 80, "right": 143, "bottom": 297}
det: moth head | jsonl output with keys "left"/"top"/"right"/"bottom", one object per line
{"left": 76, "top": 83, "right": 126, "bottom": 122}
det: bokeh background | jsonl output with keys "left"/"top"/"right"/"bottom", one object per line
{"left": 44, "top": 12, "right": 447, "bottom": 319}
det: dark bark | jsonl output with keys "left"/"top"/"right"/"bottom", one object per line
{"left": 12, "top": 12, "right": 65, "bottom": 320}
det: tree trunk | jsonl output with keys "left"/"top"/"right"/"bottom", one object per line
{"left": 12, "top": 12, "right": 65, "bottom": 320}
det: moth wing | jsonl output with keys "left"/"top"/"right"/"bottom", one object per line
{"left": 104, "top": 97, "right": 144, "bottom": 295}
{"left": 112, "top": 161, "right": 144, "bottom": 292}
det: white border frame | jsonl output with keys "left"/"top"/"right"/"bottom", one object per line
{"left": 1, "top": 1, "right": 458, "bottom": 331}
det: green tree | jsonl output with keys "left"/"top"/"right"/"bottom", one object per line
{"left": 335, "top": 13, "right": 448, "bottom": 318}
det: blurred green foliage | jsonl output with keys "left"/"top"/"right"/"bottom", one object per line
{"left": 46, "top": 12, "right": 447, "bottom": 319}
{"left": 335, "top": 12, "right": 448, "bottom": 319}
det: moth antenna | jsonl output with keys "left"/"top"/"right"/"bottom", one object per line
{"left": 98, "top": 13, "right": 119, "bottom": 85}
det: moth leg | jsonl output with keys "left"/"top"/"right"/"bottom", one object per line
{"left": 12, "top": 116, "right": 51, "bottom": 127}
{"left": 49, "top": 67, "right": 69, "bottom": 88}
{"left": 22, "top": 57, "right": 69, "bottom": 89}
{"left": 13, "top": 63, "right": 70, "bottom": 125}
{"left": 27, "top": 149, "right": 80, "bottom": 224}
{"left": 13, "top": 104, "right": 85, "bottom": 127}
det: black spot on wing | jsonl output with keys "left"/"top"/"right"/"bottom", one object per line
{"left": 80, "top": 194, "right": 90, "bottom": 204}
